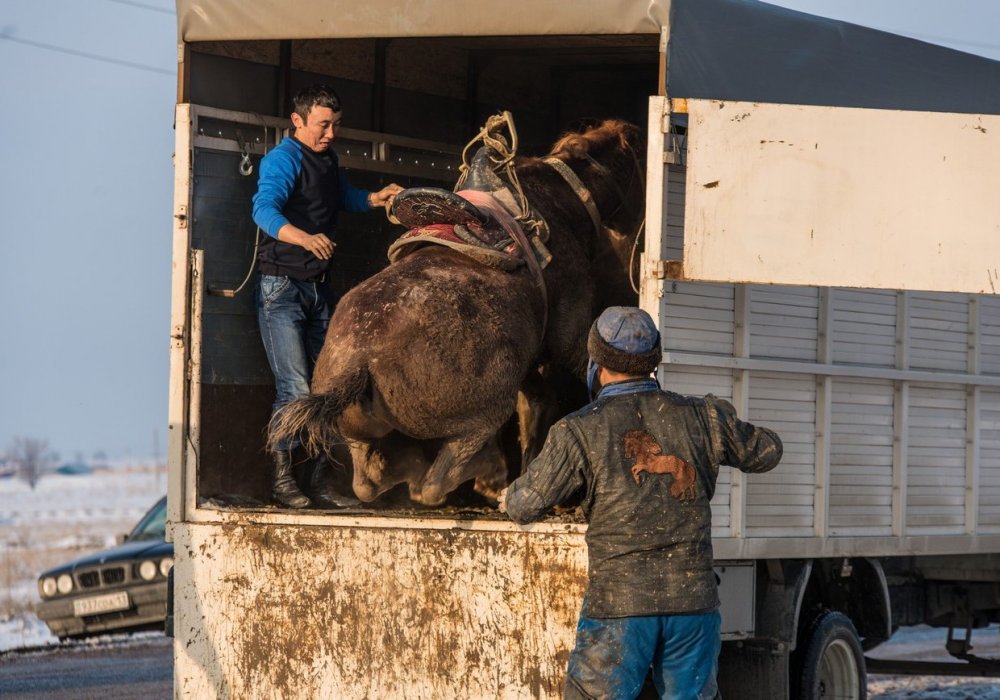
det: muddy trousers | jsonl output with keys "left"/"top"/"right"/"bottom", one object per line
{"left": 564, "top": 608, "right": 721, "bottom": 700}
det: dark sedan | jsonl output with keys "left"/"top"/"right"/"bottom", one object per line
{"left": 36, "top": 496, "right": 172, "bottom": 640}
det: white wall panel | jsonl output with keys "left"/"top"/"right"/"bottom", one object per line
{"left": 745, "top": 372, "right": 816, "bottom": 535}
{"left": 981, "top": 297, "right": 1000, "bottom": 376}
{"left": 831, "top": 289, "right": 897, "bottom": 367}
{"left": 829, "top": 379, "right": 894, "bottom": 535}
{"left": 979, "top": 390, "right": 1000, "bottom": 531}
{"left": 906, "top": 385, "right": 967, "bottom": 532}
{"left": 908, "top": 293, "right": 970, "bottom": 373}
{"left": 661, "top": 282, "right": 735, "bottom": 356}
{"left": 681, "top": 99, "right": 1000, "bottom": 294}
{"left": 749, "top": 286, "right": 819, "bottom": 361}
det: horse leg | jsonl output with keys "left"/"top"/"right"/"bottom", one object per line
{"left": 414, "top": 432, "right": 492, "bottom": 507}
{"left": 469, "top": 435, "right": 509, "bottom": 501}
{"left": 517, "top": 364, "right": 588, "bottom": 466}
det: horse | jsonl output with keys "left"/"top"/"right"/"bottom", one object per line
{"left": 268, "top": 118, "right": 645, "bottom": 506}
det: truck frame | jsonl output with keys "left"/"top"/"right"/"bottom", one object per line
{"left": 167, "top": 0, "right": 1000, "bottom": 697}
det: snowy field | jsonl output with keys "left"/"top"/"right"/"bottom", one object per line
{"left": 0, "top": 465, "right": 163, "bottom": 651}
{"left": 3, "top": 468, "right": 1000, "bottom": 697}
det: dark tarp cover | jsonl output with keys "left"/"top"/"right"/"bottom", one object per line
{"left": 668, "top": 0, "right": 1000, "bottom": 115}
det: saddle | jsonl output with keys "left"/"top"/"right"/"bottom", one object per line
{"left": 387, "top": 144, "right": 552, "bottom": 271}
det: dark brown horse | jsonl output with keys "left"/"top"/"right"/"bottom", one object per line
{"left": 269, "top": 119, "right": 645, "bottom": 505}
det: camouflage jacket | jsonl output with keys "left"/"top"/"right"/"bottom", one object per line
{"left": 504, "top": 380, "right": 783, "bottom": 618}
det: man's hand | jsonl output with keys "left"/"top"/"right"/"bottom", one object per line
{"left": 301, "top": 233, "right": 335, "bottom": 260}
{"left": 277, "top": 225, "right": 336, "bottom": 260}
{"left": 369, "top": 183, "right": 404, "bottom": 209}
{"left": 497, "top": 487, "right": 509, "bottom": 513}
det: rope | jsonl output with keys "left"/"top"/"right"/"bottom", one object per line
{"left": 214, "top": 116, "right": 269, "bottom": 298}
{"left": 456, "top": 112, "right": 545, "bottom": 240}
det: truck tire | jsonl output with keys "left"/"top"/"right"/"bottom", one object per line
{"left": 794, "top": 611, "right": 866, "bottom": 700}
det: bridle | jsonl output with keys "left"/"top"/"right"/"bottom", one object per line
{"left": 544, "top": 142, "right": 646, "bottom": 243}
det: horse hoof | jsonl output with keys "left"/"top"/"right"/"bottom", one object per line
{"left": 473, "top": 478, "right": 505, "bottom": 502}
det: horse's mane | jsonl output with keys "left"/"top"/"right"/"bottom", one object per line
{"left": 548, "top": 119, "right": 639, "bottom": 160}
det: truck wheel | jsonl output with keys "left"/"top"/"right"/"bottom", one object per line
{"left": 795, "top": 611, "right": 866, "bottom": 700}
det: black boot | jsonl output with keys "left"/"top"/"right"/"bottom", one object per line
{"left": 308, "top": 457, "right": 360, "bottom": 509}
{"left": 271, "top": 450, "right": 311, "bottom": 509}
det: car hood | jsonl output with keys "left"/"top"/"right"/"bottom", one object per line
{"left": 39, "top": 539, "right": 173, "bottom": 577}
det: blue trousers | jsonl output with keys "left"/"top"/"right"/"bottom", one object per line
{"left": 256, "top": 274, "right": 332, "bottom": 450}
{"left": 565, "top": 607, "right": 721, "bottom": 700}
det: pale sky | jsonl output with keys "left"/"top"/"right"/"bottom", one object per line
{"left": 0, "top": 0, "right": 998, "bottom": 462}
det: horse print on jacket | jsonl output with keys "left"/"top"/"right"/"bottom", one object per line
{"left": 623, "top": 430, "right": 697, "bottom": 500}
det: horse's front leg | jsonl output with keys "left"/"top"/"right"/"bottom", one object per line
{"left": 414, "top": 431, "right": 493, "bottom": 506}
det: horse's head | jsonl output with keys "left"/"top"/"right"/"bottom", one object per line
{"left": 547, "top": 119, "right": 646, "bottom": 305}
{"left": 549, "top": 119, "right": 645, "bottom": 241}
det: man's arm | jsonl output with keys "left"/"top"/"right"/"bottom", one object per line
{"left": 252, "top": 147, "right": 297, "bottom": 236}
{"left": 705, "top": 396, "right": 783, "bottom": 474}
{"left": 502, "top": 420, "right": 587, "bottom": 524}
{"left": 339, "top": 171, "right": 403, "bottom": 213}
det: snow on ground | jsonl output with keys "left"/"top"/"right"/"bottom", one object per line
{"left": 4, "top": 467, "right": 1000, "bottom": 697}
{"left": 0, "top": 465, "right": 163, "bottom": 652}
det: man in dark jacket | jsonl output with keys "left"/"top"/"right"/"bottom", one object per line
{"left": 252, "top": 84, "right": 402, "bottom": 509}
{"left": 500, "top": 306, "right": 783, "bottom": 700}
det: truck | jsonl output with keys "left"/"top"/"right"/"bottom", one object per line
{"left": 167, "top": 0, "right": 1000, "bottom": 697}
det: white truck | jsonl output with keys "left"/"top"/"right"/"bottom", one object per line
{"left": 167, "top": 0, "right": 1000, "bottom": 697}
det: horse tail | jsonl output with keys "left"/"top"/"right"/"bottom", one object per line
{"left": 266, "top": 368, "right": 368, "bottom": 457}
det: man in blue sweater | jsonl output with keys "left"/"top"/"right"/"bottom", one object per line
{"left": 252, "top": 84, "right": 402, "bottom": 509}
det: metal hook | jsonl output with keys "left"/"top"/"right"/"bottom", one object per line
{"left": 236, "top": 129, "right": 254, "bottom": 176}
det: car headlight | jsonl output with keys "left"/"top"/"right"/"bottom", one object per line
{"left": 139, "top": 560, "right": 157, "bottom": 581}
{"left": 56, "top": 574, "right": 73, "bottom": 594}
{"left": 41, "top": 577, "right": 57, "bottom": 597}
{"left": 159, "top": 557, "right": 174, "bottom": 577}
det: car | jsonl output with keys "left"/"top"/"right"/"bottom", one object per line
{"left": 36, "top": 496, "right": 172, "bottom": 640}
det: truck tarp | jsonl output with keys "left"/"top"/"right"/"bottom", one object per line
{"left": 176, "top": 0, "right": 1000, "bottom": 115}
{"left": 668, "top": 0, "right": 1000, "bottom": 115}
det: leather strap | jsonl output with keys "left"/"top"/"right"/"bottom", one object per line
{"left": 543, "top": 157, "right": 603, "bottom": 237}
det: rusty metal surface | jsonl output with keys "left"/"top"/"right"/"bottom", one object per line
{"left": 173, "top": 521, "right": 587, "bottom": 699}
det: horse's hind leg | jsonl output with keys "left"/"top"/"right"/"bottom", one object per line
{"left": 414, "top": 432, "right": 493, "bottom": 507}
{"left": 348, "top": 439, "right": 388, "bottom": 502}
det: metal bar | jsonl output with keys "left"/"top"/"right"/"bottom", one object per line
{"left": 866, "top": 657, "right": 1000, "bottom": 677}
{"left": 659, "top": 352, "right": 1000, "bottom": 389}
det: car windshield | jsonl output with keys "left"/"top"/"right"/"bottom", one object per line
{"left": 128, "top": 497, "right": 167, "bottom": 541}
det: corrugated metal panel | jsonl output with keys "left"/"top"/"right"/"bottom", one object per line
{"left": 661, "top": 282, "right": 736, "bottom": 355}
{"left": 745, "top": 372, "right": 816, "bottom": 535}
{"left": 906, "top": 385, "right": 967, "bottom": 532}
{"left": 749, "top": 286, "right": 819, "bottom": 361}
{"left": 980, "top": 390, "right": 1000, "bottom": 531}
{"left": 664, "top": 165, "right": 687, "bottom": 261}
{"left": 981, "top": 297, "right": 1000, "bottom": 375}
{"left": 908, "top": 293, "right": 970, "bottom": 373}
{"left": 829, "top": 378, "right": 894, "bottom": 535}
{"left": 831, "top": 289, "right": 897, "bottom": 368}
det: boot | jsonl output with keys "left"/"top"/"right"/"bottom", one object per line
{"left": 271, "top": 450, "right": 311, "bottom": 509}
{"left": 308, "top": 457, "right": 360, "bottom": 509}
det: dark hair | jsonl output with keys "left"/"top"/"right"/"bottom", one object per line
{"left": 292, "top": 84, "right": 342, "bottom": 121}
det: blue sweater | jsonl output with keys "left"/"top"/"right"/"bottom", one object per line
{"left": 251, "top": 137, "right": 372, "bottom": 280}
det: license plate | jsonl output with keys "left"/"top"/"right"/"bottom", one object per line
{"left": 73, "top": 591, "right": 131, "bottom": 617}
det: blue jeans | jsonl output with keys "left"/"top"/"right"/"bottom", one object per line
{"left": 256, "top": 275, "right": 332, "bottom": 450}
{"left": 565, "top": 605, "right": 721, "bottom": 700}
